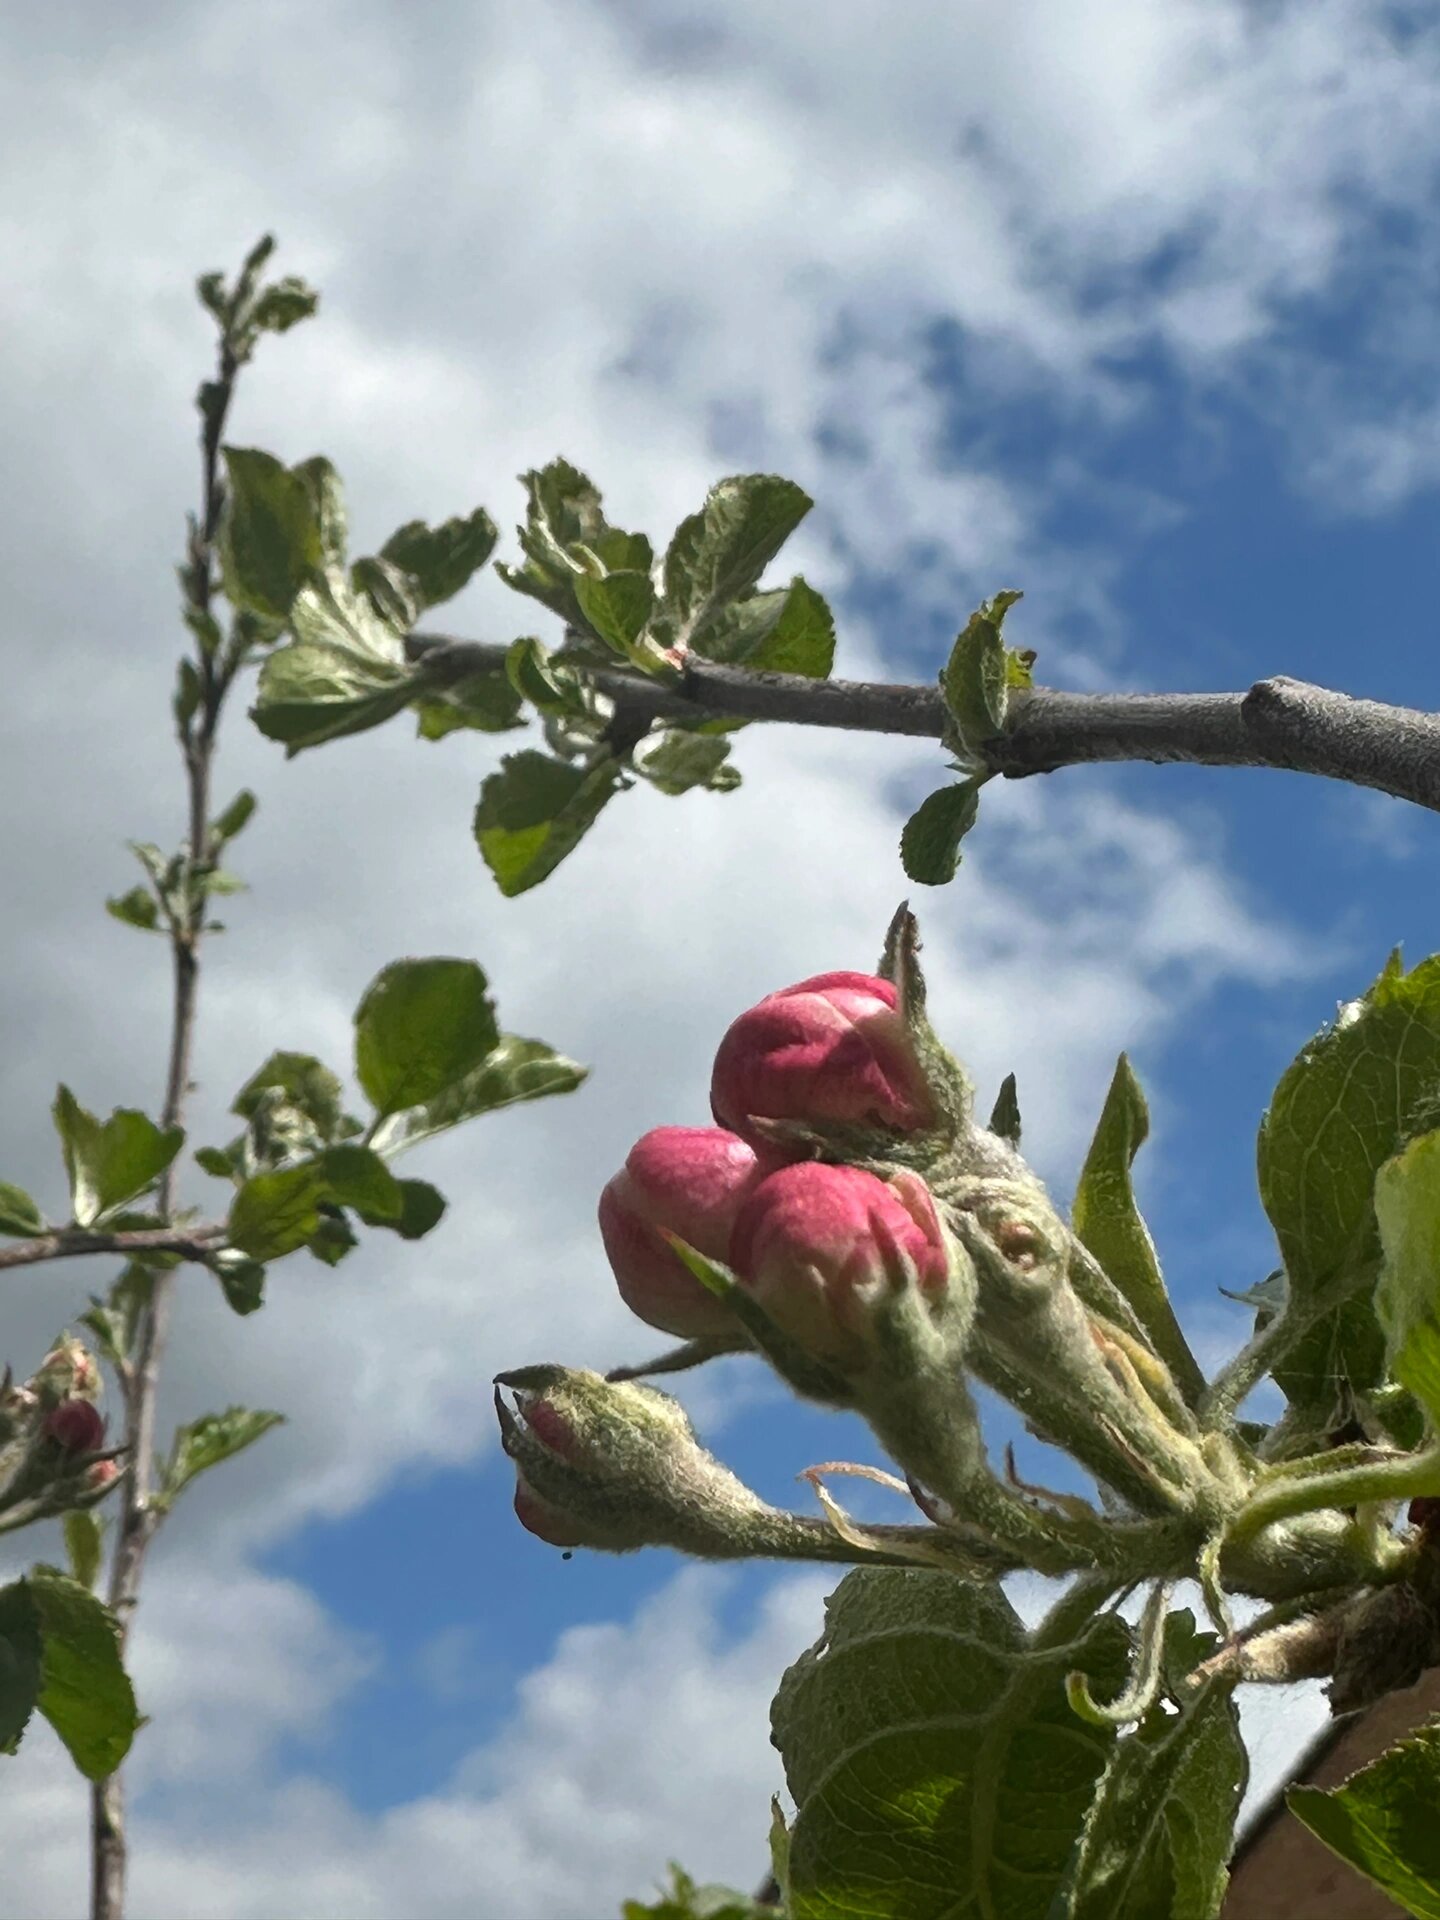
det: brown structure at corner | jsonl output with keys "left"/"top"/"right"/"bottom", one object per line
{"left": 1222, "top": 1669, "right": 1440, "bottom": 1918}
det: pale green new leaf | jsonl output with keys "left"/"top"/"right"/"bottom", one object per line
{"left": 771, "top": 1569, "right": 1126, "bottom": 1920}
{"left": 414, "top": 671, "right": 525, "bottom": 740}
{"left": 1073, "top": 1055, "right": 1205, "bottom": 1402}
{"left": 1290, "top": 1723, "right": 1440, "bottom": 1919}
{"left": 105, "top": 886, "right": 162, "bottom": 933}
{"left": 354, "top": 959, "right": 499, "bottom": 1117}
{"left": 1063, "top": 1678, "right": 1247, "bottom": 1920}
{"left": 0, "top": 1182, "right": 46, "bottom": 1237}
{"left": 632, "top": 731, "right": 739, "bottom": 796}
{"left": 51, "top": 1088, "right": 184, "bottom": 1228}
{"left": 940, "top": 592, "right": 1023, "bottom": 761}
{"left": 1257, "top": 952, "right": 1440, "bottom": 1420}
{"left": 231, "top": 1051, "right": 348, "bottom": 1141}
{"left": 370, "top": 1035, "right": 588, "bottom": 1156}
{"left": 250, "top": 568, "right": 420, "bottom": 754}
{"left": 62, "top": 1512, "right": 105, "bottom": 1592}
{"left": 380, "top": 508, "right": 498, "bottom": 611}
{"left": 157, "top": 1407, "right": 285, "bottom": 1514}
{"left": 662, "top": 476, "right": 811, "bottom": 652}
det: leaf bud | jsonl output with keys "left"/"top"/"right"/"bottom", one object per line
{"left": 598, "top": 1127, "right": 764, "bottom": 1337}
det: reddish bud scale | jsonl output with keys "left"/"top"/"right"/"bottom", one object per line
{"left": 729, "top": 1161, "right": 950, "bottom": 1367}
{"left": 710, "top": 971, "right": 934, "bottom": 1145}
{"left": 514, "top": 1478, "right": 588, "bottom": 1548}
{"left": 599, "top": 1126, "right": 763, "bottom": 1338}
{"left": 1409, "top": 1496, "right": 1440, "bottom": 1534}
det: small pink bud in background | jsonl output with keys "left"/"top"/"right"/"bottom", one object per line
{"left": 43, "top": 1398, "right": 105, "bottom": 1454}
{"left": 84, "top": 1459, "right": 120, "bottom": 1493}
{"left": 710, "top": 972, "right": 934, "bottom": 1144}
{"left": 729, "top": 1162, "right": 951, "bottom": 1368}
{"left": 599, "top": 1126, "right": 763, "bottom": 1337}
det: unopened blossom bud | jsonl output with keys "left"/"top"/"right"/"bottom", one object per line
{"left": 728, "top": 1162, "right": 955, "bottom": 1371}
{"left": 34, "top": 1338, "right": 101, "bottom": 1406}
{"left": 711, "top": 972, "right": 935, "bottom": 1146}
{"left": 497, "top": 1364, "right": 780, "bottom": 1557}
{"left": 43, "top": 1399, "right": 105, "bottom": 1454}
{"left": 598, "top": 1127, "right": 763, "bottom": 1337}
{"left": 84, "top": 1459, "right": 120, "bottom": 1494}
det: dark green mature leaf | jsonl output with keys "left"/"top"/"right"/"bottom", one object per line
{"left": 900, "top": 781, "right": 981, "bottom": 885}
{"left": 250, "top": 569, "right": 419, "bottom": 754}
{"left": 691, "top": 576, "right": 836, "bottom": 681}
{"left": 62, "top": 1512, "right": 105, "bottom": 1593}
{"left": 661, "top": 475, "right": 811, "bottom": 652}
{"left": 212, "top": 1253, "right": 266, "bottom": 1315}
{"left": 157, "top": 1408, "right": 284, "bottom": 1514}
{"left": 474, "top": 750, "right": 622, "bottom": 896}
{"left": 1257, "top": 953, "right": 1440, "bottom": 1420}
{"left": 0, "top": 1182, "right": 46, "bottom": 1237}
{"left": 415, "top": 671, "right": 525, "bottom": 741}
{"left": 354, "top": 958, "right": 499, "bottom": 1117}
{"left": 318, "top": 1143, "right": 403, "bottom": 1219}
{"left": 772, "top": 1569, "right": 1126, "bottom": 1920}
{"left": 51, "top": 1088, "right": 184, "bottom": 1228}
{"left": 941, "top": 592, "right": 1023, "bottom": 762}
{"left": 573, "top": 569, "right": 659, "bottom": 664}
{"left": 370, "top": 1035, "right": 588, "bottom": 1156}
{"left": 506, "top": 636, "right": 588, "bottom": 717}
{"left": 1063, "top": 1679, "right": 1246, "bottom": 1920}
{"left": 633, "top": 731, "right": 740, "bottom": 796}
{"left": 28, "top": 1567, "right": 140, "bottom": 1779}
{"left": 622, "top": 1864, "right": 775, "bottom": 1919}
{"left": 105, "top": 886, "right": 162, "bottom": 933}
{"left": 0, "top": 1581, "right": 42, "bottom": 1754}
{"left": 247, "top": 276, "right": 320, "bottom": 338}
{"left": 380, "top": 508, "right": 497, "bottom": 611}
{"left": 232, "top": 1051, "right": 348, "bottom": 1140}
{"left": 220, "top": 448, "right": 322, "bottom": 620}
{"left": 1375, "top": 1130, "right": 1440, "bottom": 1426}
{"left": 1290, "top": 1723, "right": 1440, "bottom": 1919}
{"left": 1073, "top": 1056, "right": 1205, "bottom": 1403}
{"left": 388, "top": 1180, "right": 447, "bottom": 1239}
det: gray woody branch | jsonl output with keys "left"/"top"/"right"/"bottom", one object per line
{"left": 410, "top": 633, "right": 1440, "bottom": 813}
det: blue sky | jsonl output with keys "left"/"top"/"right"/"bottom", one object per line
{"left": 4, "top": 2, "right": 1440, "bottom": 1913}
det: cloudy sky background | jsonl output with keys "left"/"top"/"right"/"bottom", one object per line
{"left": 4, "top": 1, "right": 1440, "bottom": 1913}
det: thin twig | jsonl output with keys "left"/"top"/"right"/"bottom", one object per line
{"left": 90, "top": 316, "right": 241, "bottom": 1920}
{"left": 0, "top": 1224, "right": 226, "bottom": 1274}
{"left": 410, "top": 634, "right": 1440, "bottom": 814}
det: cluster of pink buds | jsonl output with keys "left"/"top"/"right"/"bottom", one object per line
{"left": 0, "top": 1334, "right": 121, "bottom": 1528}
{"left": 595, "top": 965, "right": 963, "bottom": 1386}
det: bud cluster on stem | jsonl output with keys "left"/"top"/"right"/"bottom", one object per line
{"left": 0, "top": 1335, "right": 123, "bottom": 1534}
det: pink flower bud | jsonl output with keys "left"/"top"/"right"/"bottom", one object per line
{"left": 513, "top": 1477, "right": 595, "bottom": 1548}
{"left": 84, "top": 1459, "right": 120, "bottom": 1493}
{"left": 598, "top": 1126, "right": 763, "bottom": 1337}
{"left": 710, "top": 972, "right": 934, "bottom": 1145}
{"left": 729, "top": 1162, "right": 951, "bottom": 1367}
{"left": 43, "top": 1398, "right": 105, "bottom": 1454}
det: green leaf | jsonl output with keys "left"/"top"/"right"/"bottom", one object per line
{"left": 250, "top": 568, "right": 419, "bottom": 755}
{"left": 1375, "top": 1130, "right": 1440, "bottom": 1426}
{"left": 1290, "top": 1722, "right": 1440, "bottom": 1919}
{"left": 940, "top": 592, "right": 1023, "bottom": 762}
{"left": 378, "top": 508, "right": 498, "bottom": 611}
{"left": 62, "top": 1512, "right": 105, "bottom": 1592}
{"left": 473, "top": 750, "right": 622, "bottom": 896}
{"left": 505, "top": 637, "right": 587, "bottom": 717}
{"left": 354, "top": 958, "right": 499, "bottom": 1117}
{"left": 414, "top": 671, "right": 525, "bottom": 741}
{"left": 228, "top": 1161, "right": 330, "bottom": 1261}
{"left": 573, "top": 569, "right": 665, "bottom": 669}
{"left": 622, "top": 1864, "right": 774, "bottom": 1919}
{"left": 307, "top": 1209, "right": 359, "bottom": 1266}
{"left": 388, "top": 1179, "right": 447, "bottom": 1239}
{"left": 316, "top": 1143, "right": 403, "bottom": 1221}
{"left": 1073, "top": 1055, "right": 1205, "bottom": 1403}
{"left": 661, "top": 475, "right": 811, "bottom": 652}
{"left": 247, "top": 276, "right": 319, "bottom": 337}
{"left": 157, "top": 1408, "right": 284, "bottom": 1514}
{"left": 27, "top": 1567, "right": 140, "bottom": 1779}
{"left": 371, "top": 1035, "right": 587, "bottom": 1156}
{"left": 772, "top": 1569, "right": 1126, "bottom": 1920}
{"left": 744, "top": 577, "right": 836, "bottom": 678}
{"left": 80, "top": 1264, "right": 155, "bottom": 1369}
{"left": 0, "top": 1182, "right": 46, "bottom": 1237}
{"left": 497, "top": 461, "right": 650, "bottom": 629}
{"left": 291, "top": 458, "right": 347, "bottom": 568}
{"left": 1062, "top": 1678, "right": 1246, "bottom": 1920}
{"left": 212, "top": 1253, "right": 266, "bottom": 1315}
{"left": 194, "top": 1145, "right": 238, "bottom": 1180}
{"left": 0, "top": 1581, "right": 42, "bottom": 1754}
{"left": 211, "top": 790, "right": 258, "bottom": 844}
{"left": 900, "top": 781, "right": 981, "bottom": 885}
{"left": 219, "top": 448, "right": 322, "bottom": 620}
{"left": 632, "top": 731, "right": 739, "bottom": 796}
{"left": 51, "top": 1089, "right": 184, "bottom": 1228}
{"left": 105, "top": 887, "right": 161, "bottom": 933}
{"left": 1257, "top": 952, "right": 1440, "bottom": 1421}
{"left": 174, "top": 657, "right": 203, "bottom": 730}
{"left": 232, "top": 1051, "right": 347, "bottom": 1141}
